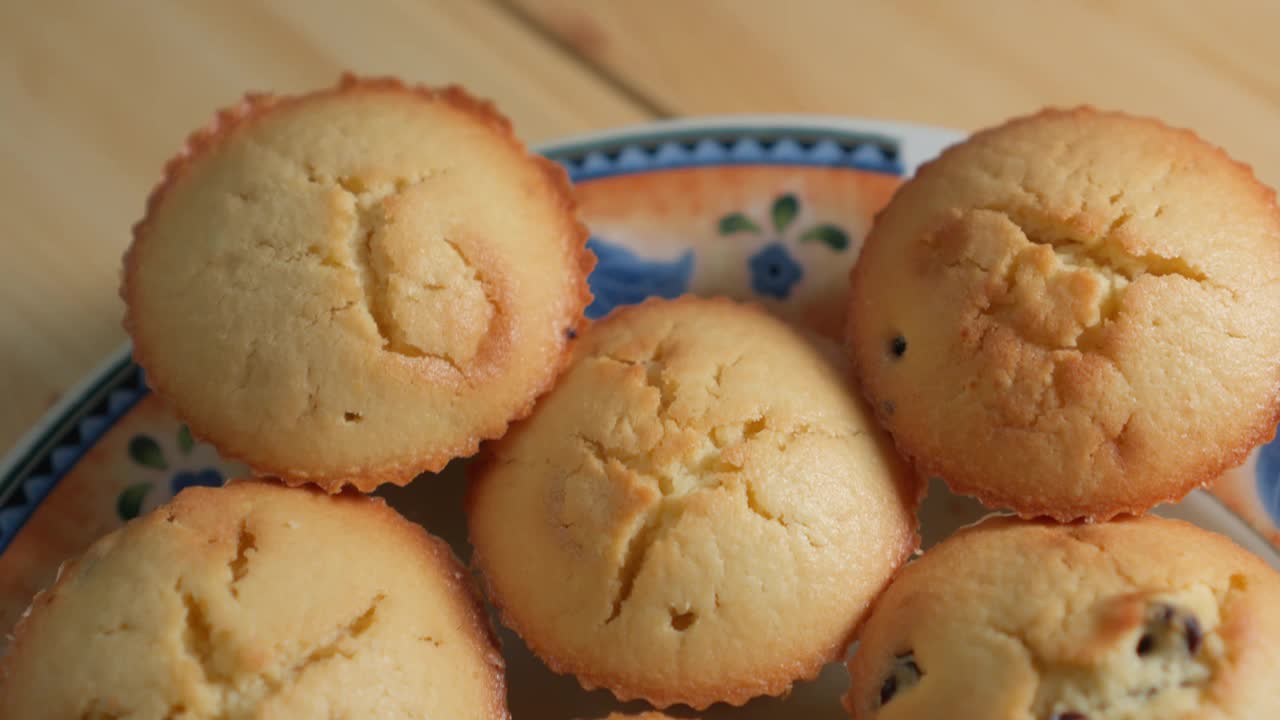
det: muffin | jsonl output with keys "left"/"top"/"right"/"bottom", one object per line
{"left": 122, "top": 75, "right": 593, "bottom": 491}
{"left": 0, "top": 480, "right": 507, "bottom": 719}
{"left": 846, "top": 515, "right": 1280, "bottom": 719}
{"left": 848, "top": 107, "right": 1280, "bottom": 520}
{"left": 468, "top": 296, "right": 920, "bottom": 709}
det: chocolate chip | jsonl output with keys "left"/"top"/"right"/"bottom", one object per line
{"left": 889, "top": 335, "right": 907, "bottom": 358}
{"left": 878, "top": 674, "right": 898, "bottom": 706}
{"left": 1136, "top": 602, "right": 1202, "bottom": 658}
{"left": 565, "top": 327, "right": 578, "bottom": 340}
{"left": 1185, "top": 615, "right": 1202, "bottom": 654}
{"left": 1053, "top": 713, "right": 1088, "bottom": 720}
{"left": 1136, "top": 632, "right": 1156, "bottom": 656}
{"left": 878, "top": 652, "right": 922, "bottom": 707}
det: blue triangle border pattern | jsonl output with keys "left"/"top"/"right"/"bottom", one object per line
{"left": 547, "top": 128, "right": 904, "bottom": 182}
{"left": 0, "top": 359, "right": 149, "bottom": 552}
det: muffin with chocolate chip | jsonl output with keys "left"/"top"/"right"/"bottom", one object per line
{"left": 0, "top": 480, "right": 508, "bottom": 719}
{"left": 848, "top": 107, "right": 1280, "bottom": 520}
{"left": 469, "top": 296, "right": 920, "bottom": 709}
{"left": 846, "top": 515, "right": 1280, "bottom": 719}
{"left": 122, "top": 75, "right": 593, "bottom": 491}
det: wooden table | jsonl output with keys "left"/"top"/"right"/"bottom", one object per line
{"left": 2, "top": 0, "right": 1277, "bottom": 454}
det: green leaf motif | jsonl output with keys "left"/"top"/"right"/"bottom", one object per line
{"left": 771, "top": 194, "right": 800, "bottom": 233}
{"left": 177, "top": 424, "right": 195, "bottom": 455}
{"left": 128, "top": 435, "right": 167, "bottom": 470}
{"left": 117, "top": 482, "right": 152, "bottom": 520}
{"left": 718, "top": 212, "right": 761, "bottom": 235}
{"left": 799, "top": 223, "right": 850, "bottom": 251}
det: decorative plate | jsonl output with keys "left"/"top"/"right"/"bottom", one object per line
{"left": 3, "top": 117, "right": 1279, "bottom": 719}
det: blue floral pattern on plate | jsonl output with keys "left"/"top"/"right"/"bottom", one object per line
{"left": 171, "top": 468, "right": 225, "bottom": 495}
{"left": 1256, "top": 435, "right": 1280, "bottom": 524}
{"left": 748, "top": 243, "right": 804, "bottom": 299}
{"left": 117, "top": 424, "right": 226, "bottom": 520}
{"left": 718, "top": 193, "right": 850, "bottom": 300}
{"left": 585, "top": 237, "right": 695, "bottom": 319}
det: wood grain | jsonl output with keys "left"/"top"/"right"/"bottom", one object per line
{"left": 0, "top": 0, "right": 649, "bottom": 452}
{"left": 511, "top": 0, "right": 1280, "bottom": 187}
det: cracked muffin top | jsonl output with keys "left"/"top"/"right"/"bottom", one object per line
{"left": 846, "top": 515, "right": 1280, "bottom": 720}
{"left": 847, "top": 107, "right": 1280, "bottom": 520}
{"left": 121, "top": 75, "right": 593, "bottom": 491}
{"left": 467, "top": 296, "right": 920, "bottom": 709}
{"left": 0, "top": 480, "right": 507, "bottom": 720}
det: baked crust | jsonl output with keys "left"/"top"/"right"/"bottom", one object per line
{"left": 469, "top": 296, "right": 920, "bottom": 709}
{"left": 846, "top": 515, "right": 1280, "bottom": 719}
{"left": 0, "top": 480, "right": 509, "bottom": 719}
{"left": 848, "top": 107, "right": 1280, "bottom": 520}
{"left": 122, "top": 74, "right": 594, "bottom": 491}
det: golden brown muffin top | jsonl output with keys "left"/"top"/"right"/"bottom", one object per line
{"left": 0, "top": 480, "right": 508, "bottom": 719}
{"left": 469, "top": 296, "right": 920, "bottom": 709}
{"left": 123, "top": 75, "right": 592, "bottom": 491}
{"left": 849, "top": 107, "right": 1280, "bottom": 520}
{"left": 847, "top": 515, "right": 1280, "bottom": 720}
